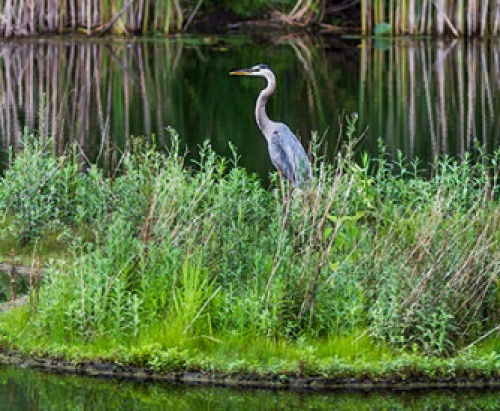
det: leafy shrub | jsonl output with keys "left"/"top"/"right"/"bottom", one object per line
{"left": 0, "top": 135, "right": 78, "bottom": 244}
{"left": 0, "top": 132, "right": 110, "bottom": 244}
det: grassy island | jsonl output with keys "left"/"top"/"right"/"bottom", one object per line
{"left": 0, "top": 124, "right": 499, "bottom": 385}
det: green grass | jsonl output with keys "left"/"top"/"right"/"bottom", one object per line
{"left": 2, "top": 303, "right": 387, "bottom": 368}
{"left": 0, "top": 124, "right": 499, "bottom": 378}
{"left": 1, "top": 304, "right": 498, "bottom": 379}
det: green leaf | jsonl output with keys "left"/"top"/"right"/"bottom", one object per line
{"left": 323, "top": 227, "right": 333, "bottom": 240}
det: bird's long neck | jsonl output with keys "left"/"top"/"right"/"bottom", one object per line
{"left": 255, "top": 72, "right": 275, "bottom": 137}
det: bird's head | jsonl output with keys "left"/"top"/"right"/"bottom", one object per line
{"left": 230, "top": 64, "right": 273, "bottom": 78}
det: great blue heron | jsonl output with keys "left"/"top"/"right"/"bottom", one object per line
{"left": 230, "top": 64, "right": 312, "bottom": 188}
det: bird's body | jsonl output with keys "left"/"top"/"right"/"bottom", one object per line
{"left": 268, "top": 122, "right": 311, "bottom": 187}
{"left": 230, "top": 64, "right": 312, "bottom": 188}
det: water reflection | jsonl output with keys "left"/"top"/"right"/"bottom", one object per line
{"left": 360, "top": 38, "right": 500, "bottom": 161}
{"left": 1, "top": 365, "right": 499, "bottom": 410}
{"left": 0, "top": 37, "right": 499, "bottom": 177}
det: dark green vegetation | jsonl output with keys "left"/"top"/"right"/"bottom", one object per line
{"left": 0, "top": 123, "right": 499, "bottom": 379}
{"left": 2, "top": 365, "right": 499, "bottom": 411}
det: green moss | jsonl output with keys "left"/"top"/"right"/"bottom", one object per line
{"left": 1, "top": 304, "right": 498, "bottom": 379}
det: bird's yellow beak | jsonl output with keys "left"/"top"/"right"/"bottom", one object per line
{"left": 229, "top": 69, "right": 252, "bottom": 76}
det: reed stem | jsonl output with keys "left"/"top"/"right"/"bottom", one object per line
{"left": 363, "top": 0, "right": 497, "bottom": 37}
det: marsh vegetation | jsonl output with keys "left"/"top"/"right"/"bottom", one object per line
{"left": 361, "top": 1, "right": 500, "bottom": 36}
{"left": 0, "top": 1, "right": 499, "bottom": 36}
{"left": 0, "top": 122, "right": 498, "bottom": 377}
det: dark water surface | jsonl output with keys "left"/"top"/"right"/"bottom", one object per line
{"left": 1, "top": 365, "right": 499, "bottom": 410}
{"left": 0, "top": 36, "right": 499, "bottom": 178}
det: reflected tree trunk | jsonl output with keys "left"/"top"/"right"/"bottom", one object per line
{"left": 358, "top": 38, "right": 500, "bottom": 162}
{"left": 0, "top": 40, "right": 183, "bottom": 168}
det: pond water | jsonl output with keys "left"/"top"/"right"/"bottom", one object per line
{"left": 0, "top": 36, "right": 499, "bottom": 179}
{"left": 1, "top": 365, "right": 499, "bottom": 410}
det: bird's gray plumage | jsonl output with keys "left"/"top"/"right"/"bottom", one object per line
{"left": 230, "top": 64, "right": 312, "bottom": 188}
{"left": 269, "top": 123, "right": 311, "bottom": 188}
